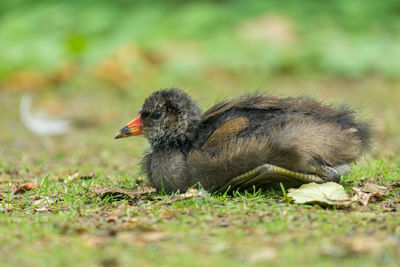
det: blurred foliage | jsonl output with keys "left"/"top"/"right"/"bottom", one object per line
{"left": 1, "top": 0, "right": 400, "bottom": 84}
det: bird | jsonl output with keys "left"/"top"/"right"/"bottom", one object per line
{"left": 115, "top": 88, "right": 370, "bottom": 193}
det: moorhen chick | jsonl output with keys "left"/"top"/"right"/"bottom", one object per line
{"left": 115, "top": 89, "right": 370, "bottom": 193}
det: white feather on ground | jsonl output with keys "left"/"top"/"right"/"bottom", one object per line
{"left": 20, "top": 93, "right": 70, "bottom": 136}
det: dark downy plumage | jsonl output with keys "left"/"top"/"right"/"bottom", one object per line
{"left": 115, "top": 88, "right": 370, "bottom": 193}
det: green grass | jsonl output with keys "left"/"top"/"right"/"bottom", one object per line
{"left": 0, "top": 158, "right": 399, "bottom": 267}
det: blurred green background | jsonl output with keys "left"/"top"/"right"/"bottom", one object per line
{"left": 1, "top": 0, "right": 400, "bottom": 169}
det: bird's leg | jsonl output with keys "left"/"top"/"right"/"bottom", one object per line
{"left": 217, "top": 163, "right": 325, "bottom": 193}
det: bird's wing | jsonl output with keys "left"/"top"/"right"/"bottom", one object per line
{"left": 202, "top": 94, "right": 348, "bottom": 123}
{"left": 201, "top": 99, "right": 237, "bottom": 122}
{"left": 202, "top": 95, "right": 284, "bottom": 122}
{"left": 202, "top": 117, "right": 249, "bottom": 150}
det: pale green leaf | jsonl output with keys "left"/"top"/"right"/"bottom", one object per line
{"left": 287, "top": 182, "right": 351, "bottom": 207}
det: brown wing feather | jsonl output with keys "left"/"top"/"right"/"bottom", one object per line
{"left": 202, "top": 94, "right": 346, "bottom": 122}
{"left": 202, "top": 99, "right": 237, "bottom": 122}
{"left": 202, "top": 117, "right": 249, "bottom": 150}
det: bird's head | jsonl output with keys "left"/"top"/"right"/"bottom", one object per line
{"left": 115, "top": 89, "right": 202, "bottom": 149}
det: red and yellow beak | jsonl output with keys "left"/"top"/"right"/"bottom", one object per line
{"left": 114, "top": 115, "right": 144, "bottom": 139}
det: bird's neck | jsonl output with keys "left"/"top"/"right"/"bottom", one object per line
{"left": 151, "top": 122, "right": 200, "bottom": 155}
{"left": 151, "top": 138, "right": 193, "bottom": 155}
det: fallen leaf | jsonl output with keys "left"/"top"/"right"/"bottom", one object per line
{"left": 357, "top": 179, "right": 389, "bottom": 194}
{"left": 80, "top": 171, "right": 96, "bottom": 180}
{"left": 287, "top": 182, "right": 351, "bottom": 207}
{"left": 162, "top": 189, "right": 209, "bottom": 205}
{"left": 352, "top": 179, "right": 389, "bottom": 206}
{"left": 34, "top": 207, "right": 53, "bottom": 212}
{"left": 14, "top": 182, "right": 39, "bottom": 194}
{"left": 352, "top": 187, "right": 381, "bottom": 206}
{"left": 64, "top": 172, "right": 95, "bottom": 183}
{"left": 32, "top": 197, "right": 54, "bottom": 206}
{"left": 93, "top": 186, "right": 155, "bottom": 201}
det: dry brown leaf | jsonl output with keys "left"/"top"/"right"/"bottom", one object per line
{"left": 358, "top": 180, "right": 389, "bottom": 194}
{"left": 64, "top": 171, "right": 95, "bottom": 183}
{"left": 353, "top": 179, "right": 389, "bottom": 206}
{"left": 93, "top": 186, "right": 155, "bottom": 201}
{"left": 353, "top": 187, "right": 375, "bottom": 206}
{"left": 14, "top": 182, "right": 39, "bottom": 194}
{"left": 80, "top": 171, "right": 96, "bottom": 180}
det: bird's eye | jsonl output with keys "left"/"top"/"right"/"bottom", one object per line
{"left": 151, "top": 110, "right": 162, "bottom": 119}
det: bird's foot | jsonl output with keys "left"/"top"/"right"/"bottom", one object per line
{"left": 217, "top": 163, "right": 326, "bottom": 193}
{"left": 316, "top": 164, "right": 351, "bottom": 183}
